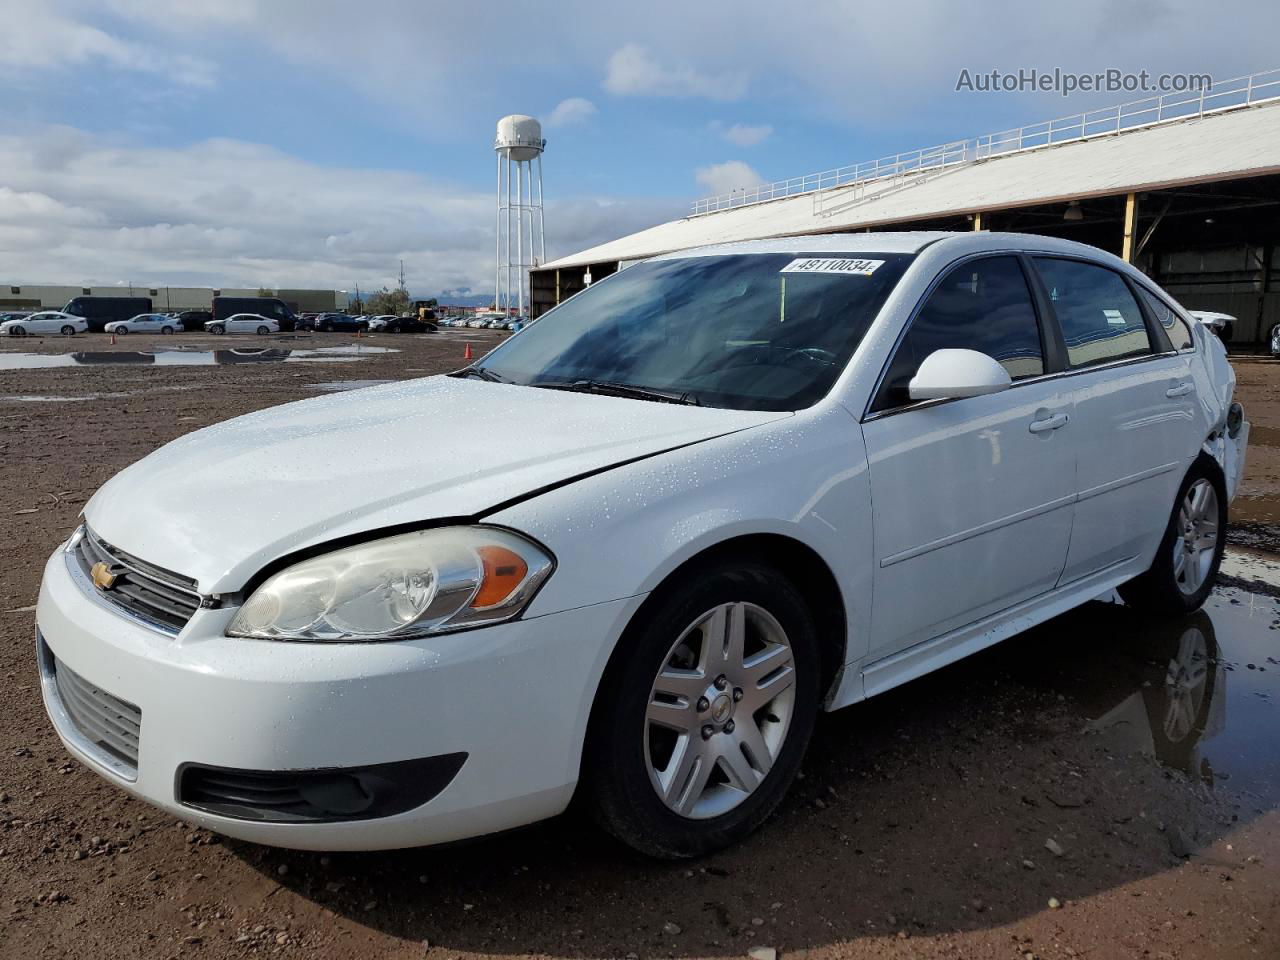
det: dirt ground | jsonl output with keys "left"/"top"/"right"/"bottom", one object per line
{"left": 1, "top": 331, "right": 1277, "bottom": 960}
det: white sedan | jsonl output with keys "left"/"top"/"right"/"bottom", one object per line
{"left": 105, "top": 314, "right": 179, "bottom": 336}
{"left": 1, "top": 311, "right": 86, "bottom": 336}
{"left": 205, "top": 314, "right": 279, "bottom": 335}
{"left": 35, "top": 232, "right": 1247, "bottom": 857}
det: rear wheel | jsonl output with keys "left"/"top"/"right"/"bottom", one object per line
{"left": 60, "top": 325, "right": 75, "bottom": 336}
{"left": 1120, "top": 458, "right": 1226, "bottom": 614}
{"left": 585, "top": 560, "right": 819, "bottom": 858}
{"left": 161, "top": 326, "right": 174, "bottom": 335}
{"left": 256, "top": 325, "right": 270, "bottom": 336}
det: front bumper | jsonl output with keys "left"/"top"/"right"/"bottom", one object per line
{"left": 36, "top": 542, "right": 638, "bottom": 850}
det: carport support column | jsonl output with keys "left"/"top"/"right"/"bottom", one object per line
{"left": 972, "top": 212, "right": 983, "bottom": 231}
{"left": 1122, "top": 192, "right": 1138, "bottom": 263}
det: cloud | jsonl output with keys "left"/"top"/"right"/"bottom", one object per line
{"left": 604, "top": 44, "right": 747, "bottom": 100}
{"left": 694, "top": 161, "right": 765, "bottom": 197}
{"left": 0, "top": 1, "right": 215, "bottom": 87}
{"left": 0, "top": 127, "right": 679, "bottom": 294}
{"left": 720, "top": 123, "right": 773, "bottom": 147}
{"left": 547, "top": 97, "right": 598, "bottom": 127}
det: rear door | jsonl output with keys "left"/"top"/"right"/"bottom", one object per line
{"left": 861, "top": 254, "right": 1075, "bottom": 672}
{"left": 1029, "top": 256, "right": 1197, "bottom": 583}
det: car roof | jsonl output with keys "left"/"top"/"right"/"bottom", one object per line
{"left": 648, "top": 230, "right": 1132, "bottom": 271}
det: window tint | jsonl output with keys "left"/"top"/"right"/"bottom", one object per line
{"left": 875, "top": 256, "right": 1043, "bottom": 410}
{"left": 1034, "top": 258, "right": 1152, "bottom": 367}
{"left": 1135, "top": 286, "right": 1192, "bottom": 351}
{"left": 481, "top": 252, "right": 914, "bottom": 411}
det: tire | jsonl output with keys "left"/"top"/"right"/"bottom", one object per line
{"left": 116, "top": 326, "right": 128, "bottom": 335}
{"left": 161, "top": 326, "right": 174, "bottom": 335}
{"left": 584, "top": 559, "right": 820, "bottom": 858}
{"left": 256, "top": 325, "right": 270, "bottom": 336}
{"left": 209, "top": 326, "right": 224, "bottom": 335}
{"left": 1119, "top": 457, "right": 1227, "bottom": 615}
{"left": 60, "top": 325, "right": 75, "bottom": 336}
{"left": 11, "top": 325, "right": 25, "bottom": 336}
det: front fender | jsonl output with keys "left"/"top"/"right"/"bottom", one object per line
{"left": 485, "top": 404, "right": 874, "bottom": 667}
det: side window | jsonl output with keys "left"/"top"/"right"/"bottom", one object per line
{"left": 1034, "top": 258, "right": 1152, "bottom": 368}
{"left": 875, "top": 256, "right": 1044, "bottom": 410}
{"left": 1135, "top": 286, "right": 1193, "bottom": 351}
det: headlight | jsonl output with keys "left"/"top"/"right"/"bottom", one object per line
{"left": 227, "top": 527, "right": 553, "bottom": 642}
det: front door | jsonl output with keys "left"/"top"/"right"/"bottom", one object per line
{"left": 861, "top": 254, "right": 1075, "bottom": 673}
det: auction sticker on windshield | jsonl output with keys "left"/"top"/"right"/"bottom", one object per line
{"left": 780, "top": 257, "right": 884, "bottom": 275}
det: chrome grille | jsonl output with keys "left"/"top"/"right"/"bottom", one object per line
{"left": 75, "top": 527, "right": 201, "bottom": 633}
{"left": 51, "top": 655, "right": 141, "bottom": 775}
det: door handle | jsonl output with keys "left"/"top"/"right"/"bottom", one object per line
{"left": 1166, "top": 382, "right": 1195, "bottom": 398}
{"left": 1029, "top": 413, "right": 1069, "bottom": 434}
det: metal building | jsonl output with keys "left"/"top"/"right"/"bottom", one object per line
{"left": 494, "top": 115, "right": 547, "bottom": 318}
{"left": 532, "top": 68, "right": 1280, "bottom": 345}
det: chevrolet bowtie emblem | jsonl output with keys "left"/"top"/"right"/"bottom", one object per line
{"left": 90, "top": 561, "right": 118, "bottom": 591}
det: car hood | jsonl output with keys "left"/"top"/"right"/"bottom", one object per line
{"left": 84, "top": 376, "right": 789, "bottom": 593}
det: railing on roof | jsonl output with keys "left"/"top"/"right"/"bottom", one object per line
{"left": 689, "top": 67, "right": 1280, "bottom": 217}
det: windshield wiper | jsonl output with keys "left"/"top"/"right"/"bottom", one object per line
{"left": 451, "top": 364, "right": 511, "bottom": 384}
{"left": 532, "top": 379, "right": 700, "bottom": 406}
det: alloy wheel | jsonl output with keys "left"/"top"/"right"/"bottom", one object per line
{"left": 645, "top": 602, "right": 796, "bottom": 819}
{"left": 1173, "top": 478, "right": 1219, "bottom": 596}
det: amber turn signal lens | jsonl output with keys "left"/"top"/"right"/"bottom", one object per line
{"left": 471, "top": 546, "right": 529, "bottom": 608}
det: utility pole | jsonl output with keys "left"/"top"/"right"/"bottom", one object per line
{"left": 398, "top": 260, "right": 406, "bottom": 291}
{"left": 354, "top": 281, "right": 361, "bottom": 315}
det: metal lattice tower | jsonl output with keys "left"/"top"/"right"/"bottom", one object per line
{"left": 494, "top": 115, "right": 546, "bottom": 317}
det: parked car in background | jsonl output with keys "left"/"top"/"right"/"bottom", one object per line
{"left": 373, "top": 315, "right": 437, "bottom": 333}
{"left": 105, "top": 313, "right": 179, "bottom": 335}
{"left": 212, "top": 297, "right": 297, "bottom": 332}
{"left": 33, "top": 232, "right": 1248, "bottom": 858}
{"left": 1188, "top": 310, "right": 1235, "bottom": 342}
{"left": 314, "top": 313, "right": 368, "bottom": 332}
{"left": 174, "top": 310, "right": 212, "bottom": 332}
{"left": 205, "top": 314, "right": 280, "bottom": 335}
{"left": 295, "top": 314, "right": 319, "bottom": 331}
{"left": 61, "top": 296, "right": 152, "bottom": 333}
{"left": 364, "top": 315, "right": 397, "bottom": 331}
{"left": 1, "top": 310, "right": 87, "bottom": 336}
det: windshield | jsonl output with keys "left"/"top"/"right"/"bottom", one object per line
{"left": 476, "top": 252, "right": 913, "bottom": 411}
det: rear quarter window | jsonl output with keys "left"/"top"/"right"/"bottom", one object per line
{"left": 1135, "top": 286, "right": 1194, "bottom": 351}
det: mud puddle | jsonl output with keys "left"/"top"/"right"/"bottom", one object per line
{"left": 0, "top": 345, "right": 397, "bottom": 370}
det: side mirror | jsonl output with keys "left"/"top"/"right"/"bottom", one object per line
{"left": 908, "top": 348, "right": 1012, "bottom": 401}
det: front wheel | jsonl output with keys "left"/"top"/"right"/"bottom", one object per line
{"left": 116, "top": 326, "right": 128, "bottom": 335}
{"left": 161, "top": 326, "right": 174, "bottom": 335}
{"left": 60, "top": 325, "right": 76, "bottom": 336}
{"left": 585, "top": 560, "right": 819, "bottom": 858}
{"left": 1120, "top": 459, "right": 1226, "bottom": 614}
{"left": 209, "top": 326, "right": 224, "bottom": 335}
{"left": 10, "top": 325, "right": 25, "bottom": 336}
{"left": 256, "top": 325, "right": 270, "bottom": 336}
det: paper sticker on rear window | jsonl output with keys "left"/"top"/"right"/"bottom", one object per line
{"left": 1103, "top": 308, "right": 1126, "bottom": 326}
{"left": 780, "top": 257, "right": 884, "bottom": 276}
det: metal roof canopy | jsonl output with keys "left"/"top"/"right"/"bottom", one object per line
{"left": 541, "top": 95, "right": 1280, "bottom": 273}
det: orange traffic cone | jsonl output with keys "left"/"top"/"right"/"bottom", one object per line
{"left": 463, "top": 342, "right": 474, "bottom": 361}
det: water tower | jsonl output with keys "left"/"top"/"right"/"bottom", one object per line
{"left": 494, "top": 115, "right": 546, "bottom": 317}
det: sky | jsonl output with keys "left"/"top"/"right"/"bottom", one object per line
{"left": 0, "top": 0, "right": 1276, "bottom": 299}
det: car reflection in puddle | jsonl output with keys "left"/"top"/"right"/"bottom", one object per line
{"left": 0, "top": 345, "right": 397, "bottom": 370}
{"left": 1057, "top": 593, "right": 1278, "bottom": 807}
